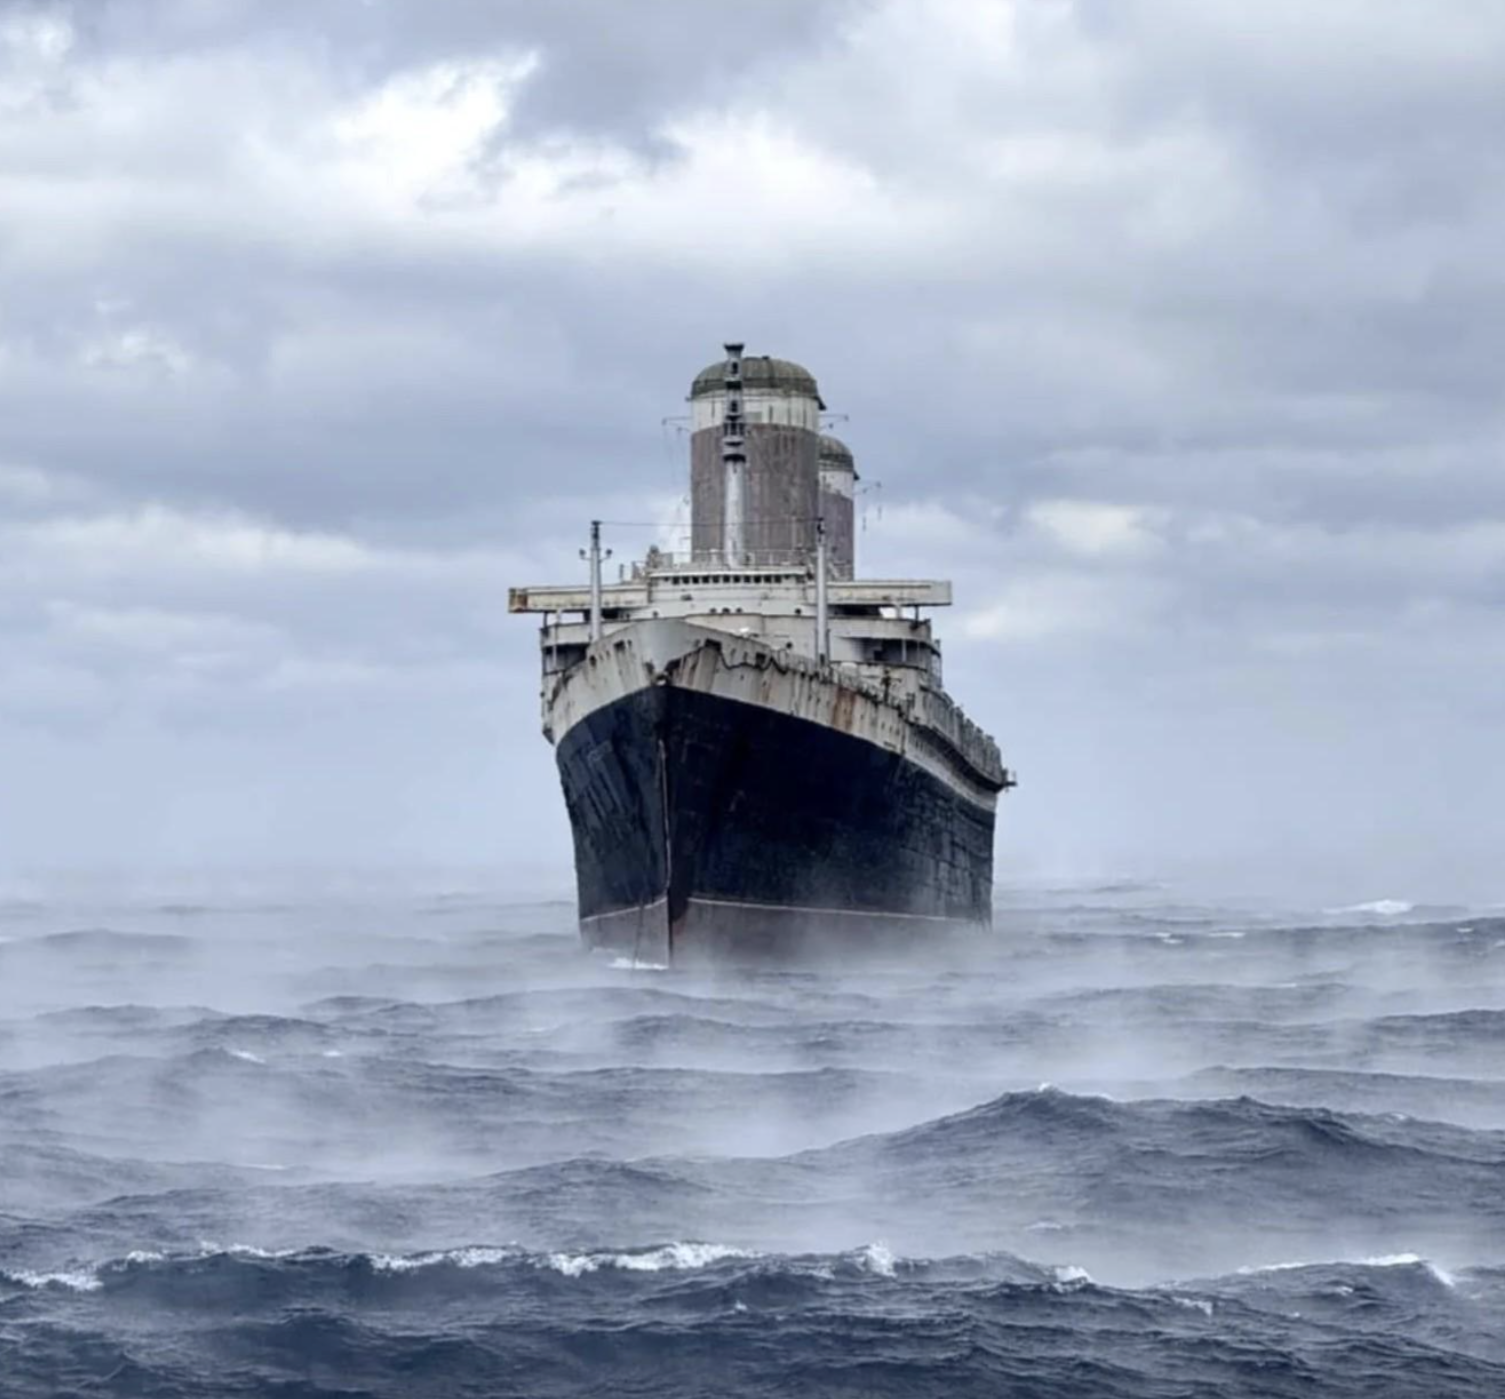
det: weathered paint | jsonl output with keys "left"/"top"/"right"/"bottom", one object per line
{"left": 690, "top": 389, "right": 823, "bottom": 433}
{"left": 545, "top": 619, "right": 1006, "bottom": 807}
{"left": 558, "top": 680, "right": 997, "bottom": 964}
{"left": 691, "top": 421, "right": 820, "bottom": 565}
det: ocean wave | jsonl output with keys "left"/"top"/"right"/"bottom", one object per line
{"left": 547, "top": 1242, "right": 756, "bottom": 1276}
{"left": 1166, "top": 1293, "right": 1215, "bottom": 1315}
{"left": 6, "top": 1237, "right": 1503, "bottom": 1399}
{"left": 371, "top": 1242, "right": 757, "bottom": 1277}
{"left": 10, "top": 1083, "right": 1503, "bottom": 1277}
{"left": 1050, "top": 1263, "right": 1094, "bottom": 1285}
{"left": 369, "top": 1245, "right": 521, "bottom": 1273}
{"left": 6, "top": 929, "right": 195, "bottom": 955}
{"left": 0, "top": 1241, "right": 942, "bottom": 1299}
{"left": 1, "top": 1240, "right": 1477, "bottom": 1305}
{"left": 1178, "top": 1065, "right": 1505, "bottom": 1129}
{"left": 0, "top": 1241, "right": 1140, "bottom": 1309}
{"left": 837, "top": 1085, "right": 1505, "bottom": 1166}
{"left": 31, "top": 1003, "right": 224, "bottom": 1031}
{"left": 1234, "top": 1253, "right": 1457, "bottom": 1288}
{"left": 167, "top": 1013, "right": 343, "bottom": 1052}
{"left": 2, "top": 1266, "right": 103, "bottom": 1292}
{"left": 9, "top": 884, "right": 1505, "bottom": 1396}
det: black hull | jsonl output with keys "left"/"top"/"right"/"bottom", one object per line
{"left": 555, "top": 684, "right": 996, "bottom": 964}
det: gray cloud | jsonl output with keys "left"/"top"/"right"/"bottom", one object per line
{"left": 1, "top": 0, "right": 1502, "bottom": 895}
{"left": 62, "top": 0, "right": 872, "bottom": 144}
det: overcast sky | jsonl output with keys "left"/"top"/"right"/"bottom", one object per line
{"left": 2, "top": 0, "right": 1502, "bottom": 902}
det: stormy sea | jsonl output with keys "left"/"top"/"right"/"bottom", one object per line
{"left": 3, "top": 876, "right": 1504, "bottom": 1397}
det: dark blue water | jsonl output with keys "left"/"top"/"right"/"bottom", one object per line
{"left": 3, "top": 879, "right": 1504, "bottom": 1396}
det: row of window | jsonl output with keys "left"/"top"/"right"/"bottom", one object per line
{"left": 656, "top": 574, "right": 806, "bottom": 586}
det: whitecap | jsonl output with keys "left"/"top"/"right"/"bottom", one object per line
{"left": 1326, "top": 899, "right": 1414, "bottom": 917}
{"left": 855, "top": 1242, "right": 896, "bottom": 1277}
{"left": 1236, "top": 1254, "right": 1454, "bottom": 1287}
{"left": 227, "top": 1049, "right": 265, "bottom": 1064}
{"left": 13, "top": 1246, "right": 296, "bottom": 1289}
{"left": 1051, "top": 1264, "right": 1093, "bottom": 1285}
{"left": 1360, "top": 1253, "right": 1456, "bottom": 1287}
{"left": 1237, "top": 1259, "right": 1313, "bottom": 1274}
{"left": 195, "top": 1241, "right": 298, "bottom": 1260}
{"left": 1167, "top": 1294, "right": 1214, "bottom": 1316}
{"left": 612, "top": 1243, "right": 753, "bottom": 1272}
{"left": 371, "top": 1246, "right": 518, "bottom": 1273}
{"left": 542, "top": 1243, "right": 754, "bottom": 1277}
{"left": 4, "top": 1268, "right": 101, "bottom": 1292}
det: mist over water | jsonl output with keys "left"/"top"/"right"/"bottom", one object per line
{"left": 3, "top": 874, "right": 1505, "bottom": 1396}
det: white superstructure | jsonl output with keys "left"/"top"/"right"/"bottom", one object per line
{"left": 509, "top": 549, "right": 1004, "bottom": 792}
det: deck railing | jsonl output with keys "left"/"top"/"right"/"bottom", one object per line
{"left": 630, "top": 547, "right": 815, "bottom": 578}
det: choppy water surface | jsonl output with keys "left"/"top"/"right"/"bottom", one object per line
{"left": 3, "top": 879, "right": 1504, "bottom": 1396}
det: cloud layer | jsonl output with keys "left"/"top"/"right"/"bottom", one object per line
{"left": 2, "top": 0, "right": 1502, "bottom": 897}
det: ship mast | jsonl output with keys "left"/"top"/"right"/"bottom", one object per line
{"left": 720, "top": 343, "right": 747, "bottom": 567}
{"left": 816, "top": 515, "right": 829, "bottom": 665}
{"left": 585, "top": 519, "right": 606, "bottom": 642}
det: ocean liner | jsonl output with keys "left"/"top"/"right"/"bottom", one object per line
{"left": 509, "top": 346, "right": 1013, "bottom": 964}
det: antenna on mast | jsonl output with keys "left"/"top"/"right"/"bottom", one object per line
{"left": 720, "top": 343, "right": 746, "bottom": 566}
